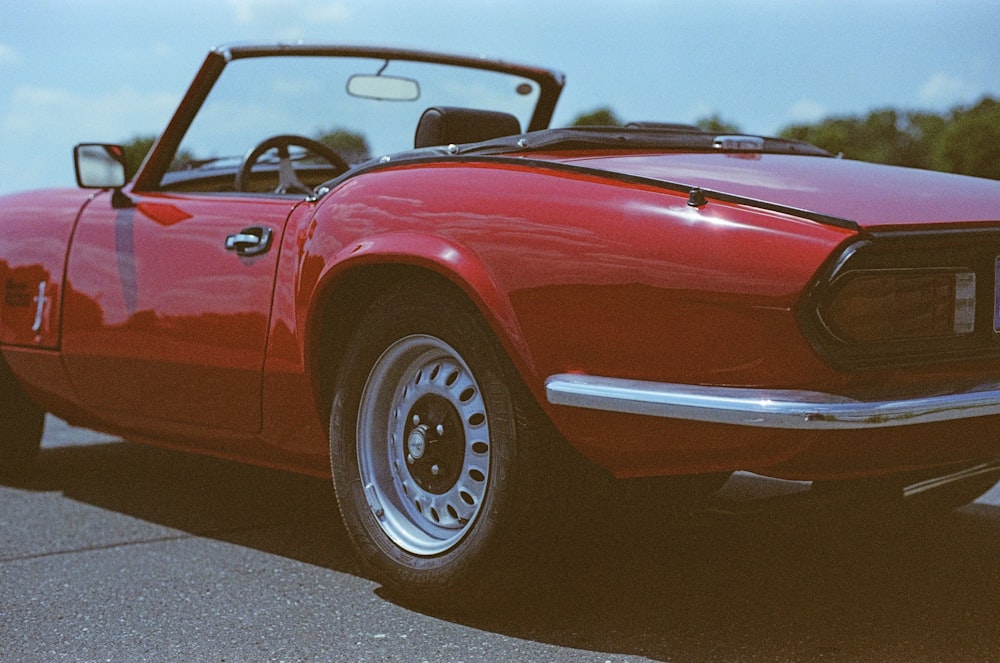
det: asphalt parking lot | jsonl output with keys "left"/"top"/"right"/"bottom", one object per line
{"left": 3, "top": 417, "right": 1000, "bottom": 662}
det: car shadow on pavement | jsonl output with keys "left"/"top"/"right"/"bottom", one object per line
{"left": 457, "top": 495, "right": 1000, "bottom": 661}
{"left": 384, "top": 479, "right": 1000, "bottom": 661}
{"left": 8, "top": 438, "right": 365, "bottom": 579}
{"left": 9, "top": 436, "right": 1000, "bottom": 661}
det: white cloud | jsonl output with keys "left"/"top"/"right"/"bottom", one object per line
{"left": 1, "top": 85, "right": 181, "bottom": 193}
{"left": 150, "top": 41, "right": 175, "bottom": 59}
{"left": 918, "top": 72, "right": 980, "bottom": 108}
{"left": 684, "top": 101, "right": 717, "bottom": 124}
{"left": 226, "top": 0, "right": 351, "bottom": 25}
{"left": 3, "top": 85, "right": 178, "bottom": 140}
{"left": 0, "top": 42, "right": 22, "bottom": 67}
{"left": 788, "top": 99, "right": 828, "bottom": 124}
{"left": 226, "top": 0, "right": 268, "bottom": 23}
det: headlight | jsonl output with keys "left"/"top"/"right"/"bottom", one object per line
{"left": 819, "top": 269, "right": 977, "bottom": 343}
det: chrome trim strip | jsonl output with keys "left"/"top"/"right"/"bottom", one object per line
{"left": 903, "top": 458, "right": 1000, "bottom": 498}
{"left": 544, "top": 374, "right": 1000, "bottom": 430}
{"left": 31, "top": 280, "right": 48, "bottom": 334}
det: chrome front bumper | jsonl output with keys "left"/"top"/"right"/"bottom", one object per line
{"left": 544, "top": 374, "right": 1000, "bottom": 430}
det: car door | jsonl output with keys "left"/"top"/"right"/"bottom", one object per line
{"left": 61, "top": 191, "right": 299, "bottom": 436}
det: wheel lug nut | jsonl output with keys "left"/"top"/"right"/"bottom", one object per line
{"left": 431, "top": 464, "right": 440, "bottom": 476}
{"left": 436, "top": 424, "right": 444, "bottom": 436}
{"left": 412, "top": 415, "right": 421, "bottom": 426}
{"left": 407, "top": 454, "right": 415, "bottom": 464}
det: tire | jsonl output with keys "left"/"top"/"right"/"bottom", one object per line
{"left": 328, "top": 286, "right": 556, "bottom": 608}
{"left": 0, "top": 361, "right": 45, "bottom": 479}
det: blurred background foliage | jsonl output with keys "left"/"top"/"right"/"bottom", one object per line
{"left": 571, "top": 98, "right": 1000, "bottom": 180}
{"left": 780, "top": 97, "right": 1000, "bottom": 180}
{"left": 120, "top": 128, "right": 370, "bottom": 180}
{"left": 120, "top": 96, "right": 1000, "bottom": 181}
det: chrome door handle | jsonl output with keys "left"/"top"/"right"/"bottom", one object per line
{"left": 225, "top": 226, "right": 273, "bottom": 256}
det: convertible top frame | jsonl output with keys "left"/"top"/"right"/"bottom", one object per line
{"left": 132, "top": 43, "right": 566, "bottom": 192}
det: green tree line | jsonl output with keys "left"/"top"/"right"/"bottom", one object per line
{"left": 781, "top": 97, "right": 999, "bottom": 180}
{"left": 572, "top": 98, "right": 1000, "bottom": 180}
{"left": 120, "top": 98, "right": 998, "bottom": 181}
{"left": 120, "top": 128, "right": 370, "bottom": 180}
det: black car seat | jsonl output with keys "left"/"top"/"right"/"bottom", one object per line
{"left": 414, "top": 106, "right": 521, "bottom": 148}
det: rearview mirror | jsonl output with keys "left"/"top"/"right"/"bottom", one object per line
{"left": 346, "top": 74, "right": 420, "bottom": 101}
{"left": 74, "top": 143, "right": 127, "bottom": 189}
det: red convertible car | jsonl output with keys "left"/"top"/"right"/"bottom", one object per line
{"left": 3, "top": 44, "right": 1000, "bottom": 604}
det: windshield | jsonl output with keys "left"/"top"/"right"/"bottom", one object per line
{"left": 160, "top": 53, "right": 546, "bottom": 190}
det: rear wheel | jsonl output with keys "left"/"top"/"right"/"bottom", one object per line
{"left": 329, "top": 286, "right": 555, "bottom": 607}
{"left": 0, "top": 363, "right": 44, "bottom": 479}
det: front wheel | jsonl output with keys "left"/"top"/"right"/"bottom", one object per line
{"left": 329, "top": 287, "right": 555, "bottom": 607}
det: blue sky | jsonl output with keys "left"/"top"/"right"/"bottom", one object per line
{"left": 2, "top": 0, "right": 999, "bottom": 194}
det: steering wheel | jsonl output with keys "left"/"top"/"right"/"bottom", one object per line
{"left": 235, "top": 134, "right": 350, "bottom": 194}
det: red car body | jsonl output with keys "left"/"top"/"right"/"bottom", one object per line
{"left": 3, "top": 44, "right": 1000, "bottom": 603}
{"left": 7, "top": 140, "right": 1000, "bottom": 478}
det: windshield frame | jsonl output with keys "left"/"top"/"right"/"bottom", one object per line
{"left": 131, "top": 43, "right": 565, "bottom": 193}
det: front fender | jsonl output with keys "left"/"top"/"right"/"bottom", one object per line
{"left": 0, "top": 188, "right": 96, "bottom": 350}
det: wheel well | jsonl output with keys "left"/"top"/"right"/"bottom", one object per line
{"left": 308, "top": 264, "right": 479, "bottom": 423}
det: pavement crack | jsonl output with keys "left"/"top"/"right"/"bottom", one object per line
{"left": 0, "top": 532, "right": 195, "bottom": 563}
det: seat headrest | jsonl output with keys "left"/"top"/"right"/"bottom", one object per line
{"left": 414, "top": 106, "right": 521, "bottom": 148}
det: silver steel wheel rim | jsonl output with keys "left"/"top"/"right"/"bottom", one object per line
{"left": 357, "top": 334, "right": 491, "bottom": 556}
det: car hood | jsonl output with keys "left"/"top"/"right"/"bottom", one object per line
{"left": 550, "top": 151, "right": 1000, "bottom": 231}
